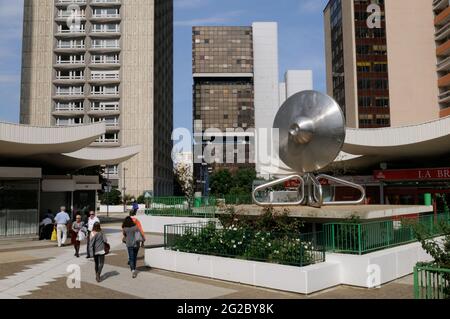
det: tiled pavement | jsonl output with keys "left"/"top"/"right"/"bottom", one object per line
{"left": 0, "top": 224, "right": 415, "bottom": 299}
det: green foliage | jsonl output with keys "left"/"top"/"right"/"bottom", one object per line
{"left": 99, "top": 188, "right": 122, "bottom": 205}
{"left": 210, "top": 168, "right": 256, "bottom": 196}
{"left": 411, "top": 214, "right": 450, "bottom": 268}
{"left": 210, "top": 170, "right": 233, "bottom": 196}
{"left": 168, "top": 207, "right": 319, "bottom": 267}
{"left": 170, "top": 222, "right": 320, "bottom": 267}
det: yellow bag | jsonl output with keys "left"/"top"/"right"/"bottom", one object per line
{"left": 51, "top": 228, "right": 57, "bottom": 241}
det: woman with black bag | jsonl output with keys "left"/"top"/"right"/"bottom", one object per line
{"left": 122, "top": 217, "right": 146, "bottom": 278}
{"left": 88, "top": 222, "right": 109, "bottom": 282}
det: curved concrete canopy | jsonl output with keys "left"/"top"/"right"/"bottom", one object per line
{"left": 260, "top": 117, "right": 450, "bottom": 175}
{"left": 0, "top": 121, "right": 106, "bottom": 157}
{"left": 343, "top": 116, "right": 450, "bottom": 157}
{"left": 60, "top": 145, "right": 142, "bottom": 169}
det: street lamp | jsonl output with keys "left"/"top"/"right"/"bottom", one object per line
{"left": 122, "top": 167, "right": 128, "bottom": 214}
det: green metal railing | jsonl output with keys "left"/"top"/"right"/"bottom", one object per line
{"left": 164, "top": 222, "right": 325, "bottom": 267}
{"left": 324, "top": 213, "right": 450, "bottom": 255}
{"left": 145, "top": 197, "right": 216, "bottom": 218}
{"left": 145, "top": 195, "right": 253, "bottom": 218}
{"left": 222, "top": 194, "right": 253, "bottom": 205}
{"left": 414, "top": 263, "right": 450, "bottom": 299}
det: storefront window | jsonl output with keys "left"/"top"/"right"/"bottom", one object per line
{"left": 0, "top": 180, "right": 39, "bottom": 237}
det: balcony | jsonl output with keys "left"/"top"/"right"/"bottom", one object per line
{"left": 56, "top": 0, "right": 87, "bottom": 5}
{"left": 90, "top": 40, "right": 120, "bottom": 53}
{"left": 54, "top": 87, "right": 84, "bottom": 100}
{"left": 436, "top": 39, "right": 450, "bottom": 56}
{"left": 93, "top": 134, "right": 120, "bottom": 146}
{"left": 440, "top": 107, "right": 450, "bottom": 117}
{"left": 435, "top": 6, "right": 450, "bottom": 26}
{"left": 53, "top": 104, "right": 85, "bottom": 116}
{"left": 434, "top": 0, "right": 449, "bottom": 13}
{"left": 55, "top": 120, "right": 84, "bottom": 127}
{"left": 91, "top": 118, "right": 120, "bottom": 131}
{"left": 435, "top": 21, "right": 450, "bottom": 42}
{"left": 91, "top": 12, "right": 121, "bottom": 23}
{"left": 89, "top": 71, "right": 120, "bottom": 84}
{"left": 89, "top": 57, "right": 120, "bottom": 69}
{"left": 90, "top": 0, "right": 121, "bottom": 6}
{"left": 55, "top": 43, "right": 85, "bottom": 53}
{"left": 438, "top": 72, "right": 450, "bottom": 87}
{"left": 55, "top": 11, "right": 86, "bottom": 21}
{"left": 439, "top": 88, "right": 450, "bottom": 103}
{"left": 55, "top": 26, "right": 86, "bottom": 37}
{"left": 437, "top": 56, "right": 450, "bottom": 71}
{"left": 90, "top": 26, "right": 121, "bottom": 38}
{"left": 54, "top": 75, "right": 85, "bottom": 85}
{"left": 89, "top": 102, "right": 120, "bottom": 115}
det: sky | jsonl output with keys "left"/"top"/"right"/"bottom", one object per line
{"left": 0, "top": 0, "right": 329, "bottom": 131}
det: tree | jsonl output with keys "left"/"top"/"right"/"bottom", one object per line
{"left": 99, "top": 188, "right": 122, "bottom": 205}
{"left": 210, "top": 169, "right": 233, "bottom": 196}
{"left": 233, "top": 168, "right": 256, "bottom": 192}
{"left": 174, "top": 162, "right": 194, "bottom": 201}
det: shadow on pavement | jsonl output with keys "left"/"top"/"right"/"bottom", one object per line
{"left": 102, "top": 271, "right": 120, "bottom": 281}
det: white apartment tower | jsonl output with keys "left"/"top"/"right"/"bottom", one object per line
{"left": 20, "top": 0, "right": 174, "bottom": 197}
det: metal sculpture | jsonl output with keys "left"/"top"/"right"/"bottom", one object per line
{"left": 253, "top": 91, "right": 365, "bottom": 208}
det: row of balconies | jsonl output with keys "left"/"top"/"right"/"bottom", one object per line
{"left": 54, "top": 101, "right": 120, "bottom": 112}
{"left": 56, "top": 9, "right": 120, "bottom": 19}
{"left": 54, "top": 70, "right": 120, "bottom": 81}
{"left": 55, "top": 39, "right": 120, "bottom": 50}
{"left": 53, "top": 85, "right": 119, "bottom": 96}
{"left": 55, "top": 117, "right": 120, "bottom": 127}
{"left": 56, "top": 0, "right": 121, "bottom": 6}
{"left": 55, "top": 54, "right": 120, "bottom": 65}
{"left": 56, "top": 24, "right": 120, "bottom": 35}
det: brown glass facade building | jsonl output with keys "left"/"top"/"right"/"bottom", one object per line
{"left": 434, "top": 0, "right": 450, "bottom": 118}
{"left": 192, "top": 27, "right": 255, "bottom": 193}
{"left": 325, "top": 0, "right": 440, "bottom": 129}
{"left": 327, "top": 0, "right": 390, "bottom": 128}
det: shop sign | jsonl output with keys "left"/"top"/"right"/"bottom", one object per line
{"left": 374, "top": 168, "right": 450, "bottom": 181}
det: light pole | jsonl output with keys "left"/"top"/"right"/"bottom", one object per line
{"left": 106, "top": 167, "right": 110, "bottom": 218}
{"left": 122, "top": 167, "right": 128, "bottom": 214}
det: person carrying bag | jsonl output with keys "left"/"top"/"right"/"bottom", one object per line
{"left": 122, "top": 217, "right": 146, "bottom": 279}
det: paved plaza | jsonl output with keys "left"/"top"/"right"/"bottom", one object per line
{"left": 0, "top": 224, "right": 415, "bottom": 299}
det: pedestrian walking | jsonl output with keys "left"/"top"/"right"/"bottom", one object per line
{"left": 131, "top": 200, "right": 139, "bottom": 215}
{"left": 88, "top": 222, "right": 108, "bottom": 282}
{"left": 71, "top": 215, "right": 86, "bottom": 258}
{"left": 122, "top": 217, "right": 146, "bottom": 278}
{"left": 54, "top": 206, "right": 70, "bottom": 247}
{"left": 39, "top": 213, "right": 54, "bottom": 240}
{"left": 86, "top": 211, "right": 100, "bottom": 258}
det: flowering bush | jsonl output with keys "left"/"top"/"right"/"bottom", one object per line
{"left": 170, "top": 220, "right": 323, "bottom": 267}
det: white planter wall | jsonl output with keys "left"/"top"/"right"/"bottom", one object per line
{"left": 146, "top": 248, "right": 340, "bottom": 295}
{"left": 145, "top": 238, "right": 442, "bottom": 294}
{"left": 139, "top": 215, "right": 217, "bottom": 234}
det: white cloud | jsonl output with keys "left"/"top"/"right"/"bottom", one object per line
{"left": 175, "top": 10, "right": 244, "bottom": 27}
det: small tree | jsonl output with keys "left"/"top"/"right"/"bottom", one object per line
{"left": 174, "top": 162, "right": 194, "bottom": 202}
{"left": 210, "top": 169, "right": 233, "bottom": 196}
{"left": 99, "top": 188, "right": 122, "bottom": 205}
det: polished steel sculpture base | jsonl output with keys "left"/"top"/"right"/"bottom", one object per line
{"left": 252, "top": 174, "right": 366, "bottom": 208}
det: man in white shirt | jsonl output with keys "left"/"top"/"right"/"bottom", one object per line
{"left": 86, "top": 211, "right": 100, "bottom": 258}
{"left": 54, "top": 207, "right": 71, "bottom": 247}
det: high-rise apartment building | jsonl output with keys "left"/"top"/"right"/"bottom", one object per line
{"left": 324, "top": 0, "right": 439, "bottom": 129}
{"left": 434, "top": 0, "right": 450, "bottom": 118}
{"left": 20, "top": 0, "right": 174, "bottom": 197}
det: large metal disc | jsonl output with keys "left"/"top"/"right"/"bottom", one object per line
{"left": 274, "top": 90, "right": 346, "bottom": 173}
